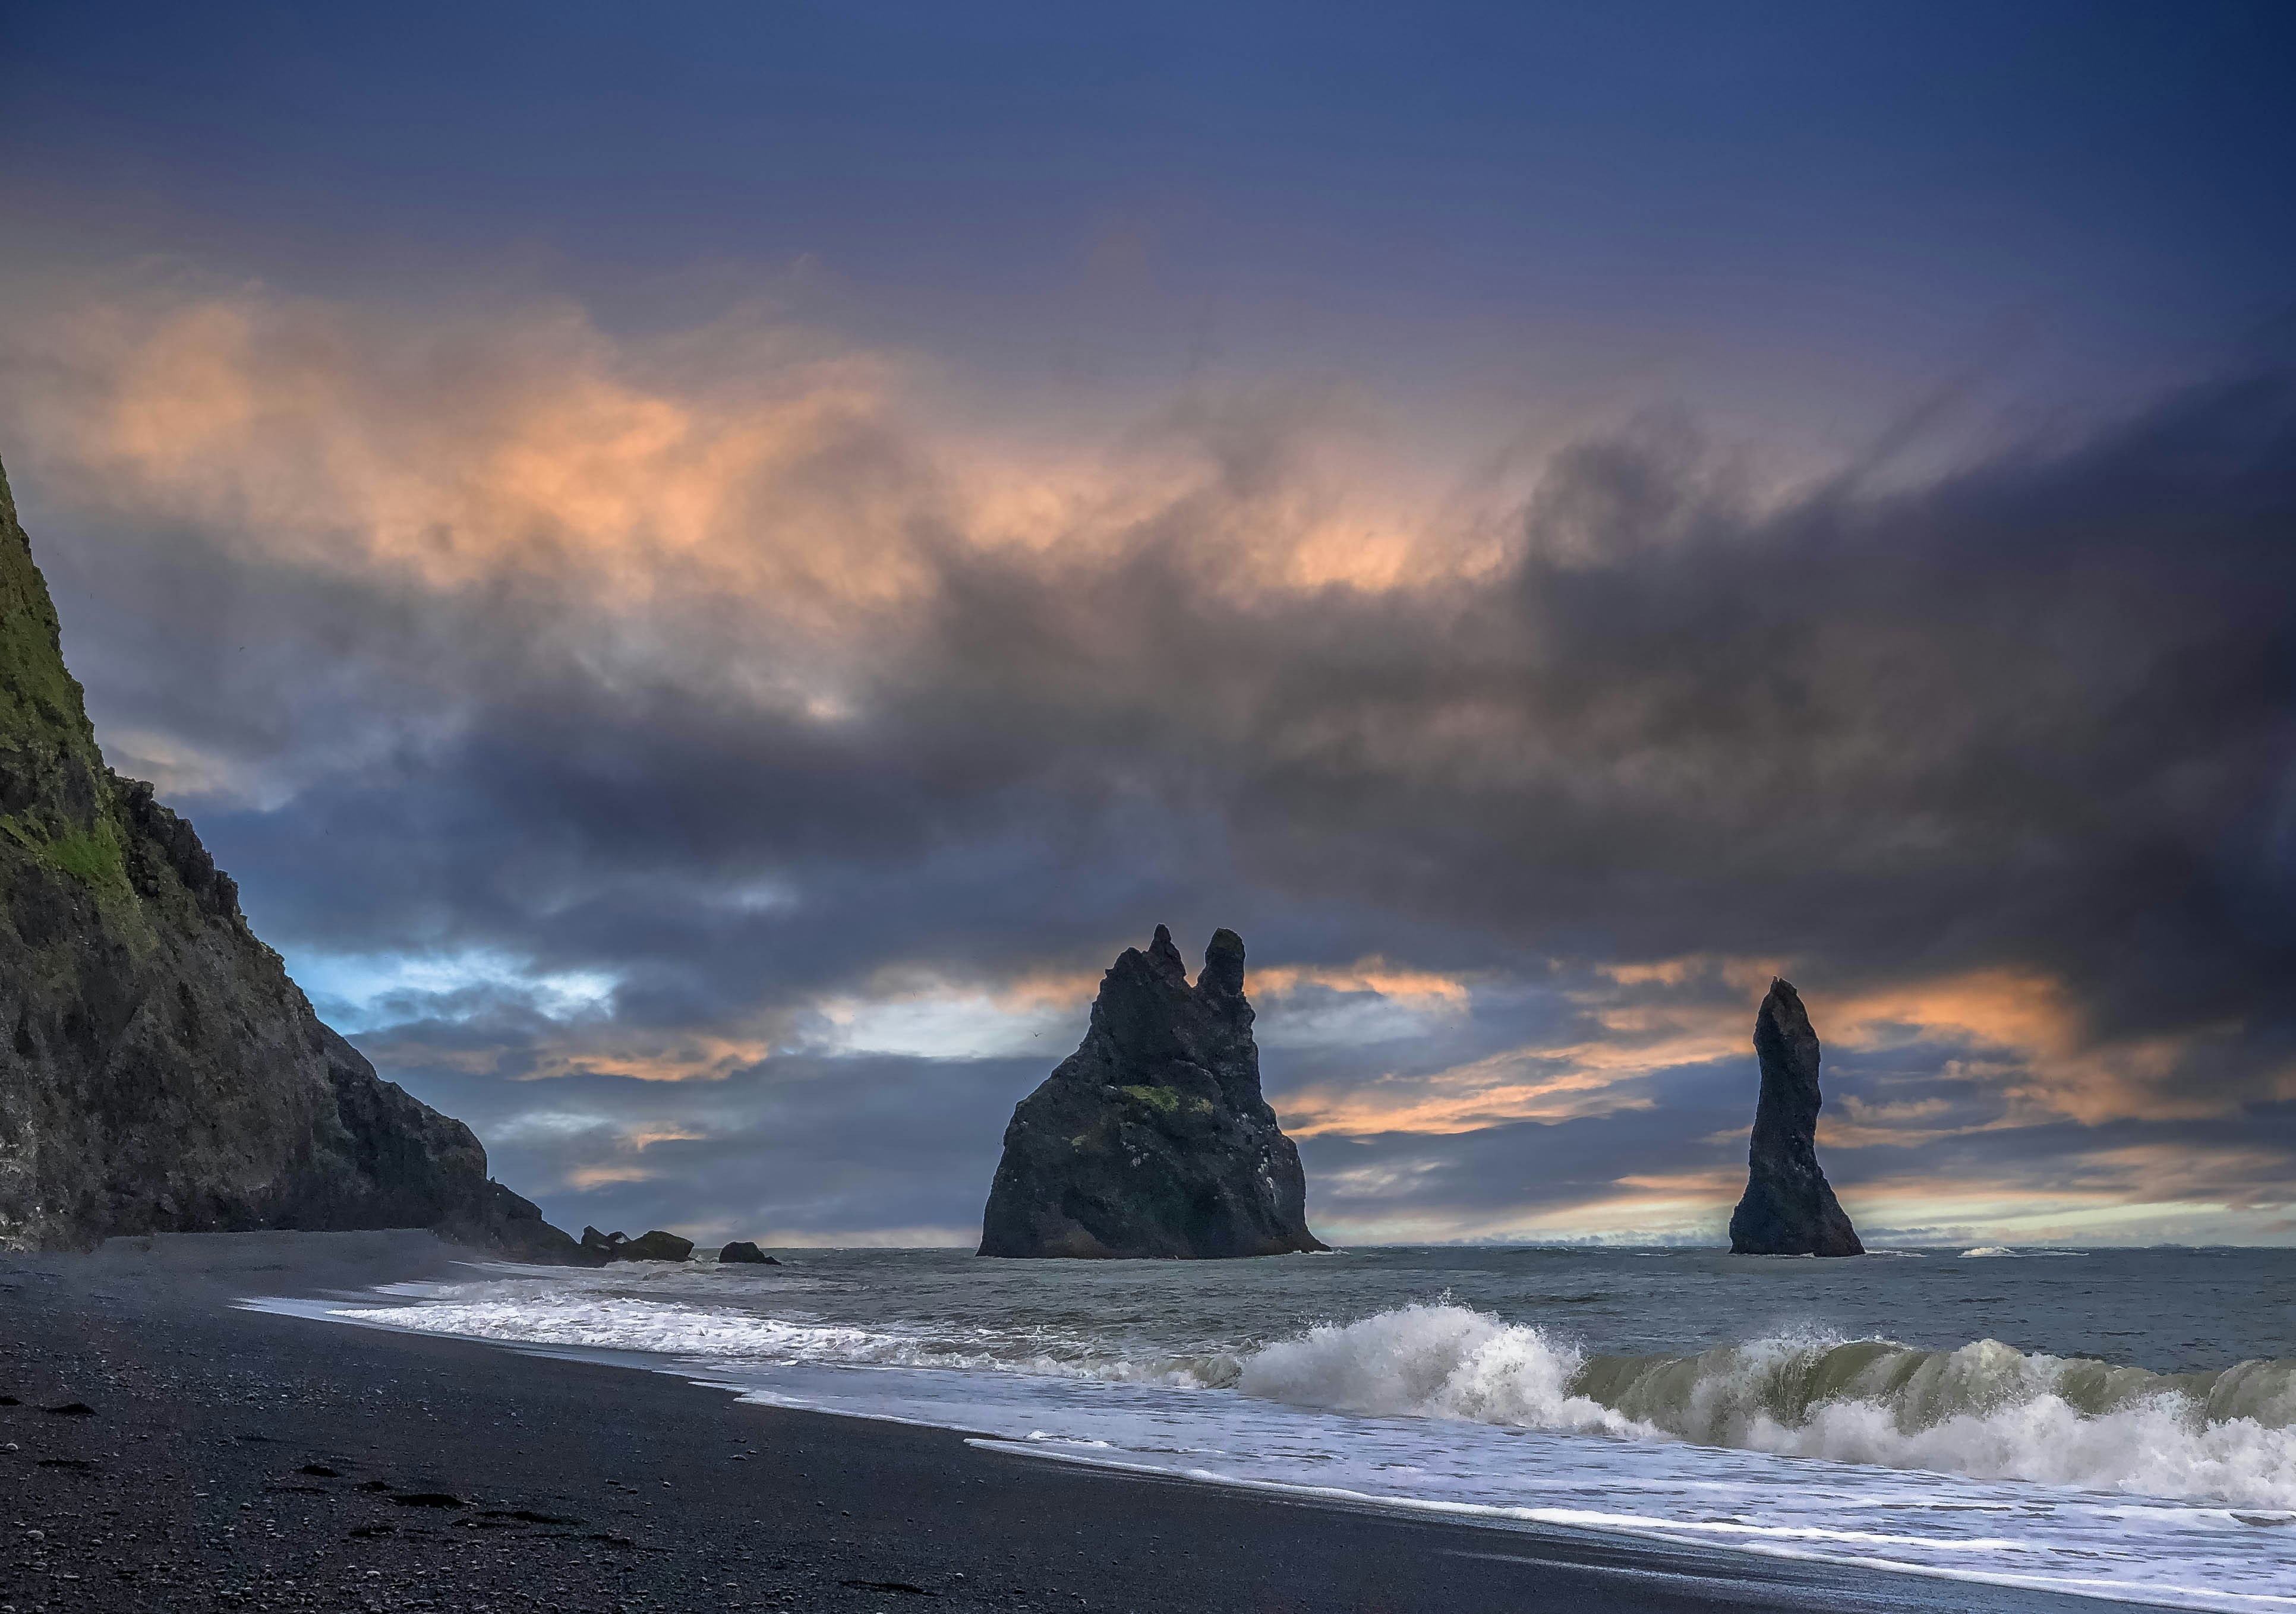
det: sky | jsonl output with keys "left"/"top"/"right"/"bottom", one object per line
{"left": 2, "top": 2, "right": 2293, "bottom": 1248}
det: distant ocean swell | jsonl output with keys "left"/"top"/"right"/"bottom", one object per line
{"left": 342, "top": 1288, "right": 2296, "bottom": 1510}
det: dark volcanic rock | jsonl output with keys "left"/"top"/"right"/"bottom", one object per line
{"left": 718, "top": 1240, "right": 778, "bottom": 1264}
{"left": 583, "top": 1226, "right": 698, "bottom": 1263}
{"left": 0, "top": 455, "right": 583, "bottom": 1261}
{"left": 979, "top": 926, "right": 1325, "bottom": 1260}
{"left": 613, "top": 1230, "right": 694, "bottom": 1262}
{"left": 1727, "top": 978, "right": 1863, "bottom": 1257}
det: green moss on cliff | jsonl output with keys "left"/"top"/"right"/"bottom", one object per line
{"left": 50, "top": 822, "right": 125, "bottom": 886}
{"left": 0, "top": 470, "right": 94, "bottom": 732}
{"left": 1, "top": 813, "right": 125, "bottom": 889}
{"left": 0, "top": 460, "right": 112, "bottom": 838}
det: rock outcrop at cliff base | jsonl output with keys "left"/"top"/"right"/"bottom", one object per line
{"left": 1728, "top": 978, "right": 1863, "bottom": 1257}
{"left": 0, "top": 454, "right": 584, "bottom": 1259}
{"left": 979, "top": 925, "right": 1325, "bottom": 1260}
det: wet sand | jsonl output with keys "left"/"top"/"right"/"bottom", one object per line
{"left": 0, "top": 1231, "right": 2117, "bottom": 1614}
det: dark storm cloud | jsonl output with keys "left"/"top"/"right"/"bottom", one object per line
{"left": 894, "top": 380, "right": 2296, "bottom": 1035}
{"left": 8, "top": 334, "right": 2294, "bottom": 1238}
{"left": 156, "top": 378, "right": 2296, "bottom": 1037}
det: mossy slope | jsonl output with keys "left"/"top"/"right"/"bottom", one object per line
{"left": 0, "top": 456, "right": 581, "bottom": 1256}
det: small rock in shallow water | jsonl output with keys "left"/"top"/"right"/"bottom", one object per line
{"left": 42, "top": 1403, "right": 95, "bottom": 1416}
{"left": 717, "top": 1241, "right": 778, "bottom": 1264}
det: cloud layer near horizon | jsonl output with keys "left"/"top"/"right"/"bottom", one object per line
{"left": 6, "top": 283, "right": 2294, "bottom": 1246}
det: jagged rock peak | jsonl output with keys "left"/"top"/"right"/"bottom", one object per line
{"left": 1727, "top": 978, "right": 1863, "bottom": 1256}
{"left": 0, "top": 453, "right": 581, "bottom": 1260}
{"left": 978, "top": 926, "right": 1325, "bottom": 1260}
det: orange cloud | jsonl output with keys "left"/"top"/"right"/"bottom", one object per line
{"left": 358, "top": 1025, "right": 776, "bottom": 1085}
{"left": 1253, "top": 957, "right": 1472, "bottom": 1010}
{"left": 565, "top": 1163, "right": 656, "bottom": 1189}
{"left": 10, "top": 285, "right": 1521, "bottom": 658}
{"left": 623, "top": 1125, "right": 708, "bottom": 1151}
{"left": 1283, "top": 1034, "right": 1713, "bottom": 1138}
{"left": 538, "top": 1034, "right": 776, "bottom": 1084}
{"left": 1581, "top": 956, "right": 2273, "bottom": 1135}
{"left": 1825, "top": 970, "right": 2251, "bottom": 1125}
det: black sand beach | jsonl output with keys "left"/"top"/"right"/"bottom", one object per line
{"left": 1, "top": 1233, "right": 2116, "bottom": 1614}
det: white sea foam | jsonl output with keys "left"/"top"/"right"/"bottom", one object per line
{"left": 1238, "top": 1303, "right": 2296, "bottom": 1509}
{"left": 328, "top": 1282, "right": 1238, "bottom": 1388}
{"left": 1963, "top": 1246, "right": 2086, "bottom": 1258}
{"left": 333, "top": 1283, "right": 2296, "bottom": 1512}
{"left": 1239, "top": 1301, "right": 1642, "bottom": 1435}
{"left": 254, "top": 1249, "right": 2296, "bottom": 1612}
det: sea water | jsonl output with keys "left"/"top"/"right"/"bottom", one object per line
{"left": 252, "top": 1245, "right": 2296, "bottom": 1610}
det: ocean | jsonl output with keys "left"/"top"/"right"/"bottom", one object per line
{"left": 253, "top": 1245, "right": 2296, "bottom": 1611}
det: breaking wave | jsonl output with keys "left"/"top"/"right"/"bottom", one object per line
{"left": 334, "top": 1283, "right": 2296, "bottom": 1511}
{"left": 1239, "top": 1303, "right": 2296, "bottom": 1508}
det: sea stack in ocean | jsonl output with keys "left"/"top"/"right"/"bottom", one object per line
{"left": 979, "top": 926, "right": 1325, "bottom": 1259}
{"left": 0, "top": 455, "right": 582, "bottom": 1260}
{"left": 1728, "top": 978, "right": 1863, "bottom": 1256}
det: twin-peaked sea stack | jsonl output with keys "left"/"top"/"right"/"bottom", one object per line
{"left": 1728, "top": 978, "right": 1863, "bottom": 1256}
{"left": 979, "top": 926, "right": 1326, "bottom": 1259}
{"left": 0, "top": 456, "right": 581, "bottom": 1258}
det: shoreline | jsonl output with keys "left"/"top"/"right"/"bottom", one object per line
{"left": 1, "top": 1231, "right": 2127, "bottom": 1614}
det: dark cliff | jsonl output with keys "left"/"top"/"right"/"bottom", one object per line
{"left": 979, "top": 926, "right": 1326, "bottom": 1259}
{"left": 1727, "top": 978, "right": 1863, "bottom": 1256}
{"left": 0, "top": 456, "right": 582, "bottom": 1259}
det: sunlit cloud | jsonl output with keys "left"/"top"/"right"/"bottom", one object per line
{"left": 566, "top": 1163, "right": 658, "bottom": 1190}
{"left": 6, "top": 283, "right": 1521, "bottom": 659}
{"left": 5, "top": 267, "right": 2290, "bottom": 1247}
{"left": 1826, "top": 971, "right": 2263, "bottom": 1126}
{"left": 1255, "top": 958, "right": 1474, "bottom": 1010}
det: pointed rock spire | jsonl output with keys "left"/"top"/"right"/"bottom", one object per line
{"left": 1728, "top": 978, "right": 1863, "bottom": 1256}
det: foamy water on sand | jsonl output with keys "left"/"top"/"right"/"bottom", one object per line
{"left": 253, "top": 1245, "right": 2296, "bottom": 1611}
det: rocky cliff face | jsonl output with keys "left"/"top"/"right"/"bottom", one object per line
{"left": 1727, "top": 978, "right": 1863, "bottom": 1256}
{"left": 0, "top": 457, "right": 582, "bottom": 1259}
{"left": 979, "top": 926, "right": 1325, "bottom": 1259}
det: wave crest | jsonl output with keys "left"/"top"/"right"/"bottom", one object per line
{"left": 1238, "top": 1303, "right": 2296, "bottom": 1508}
